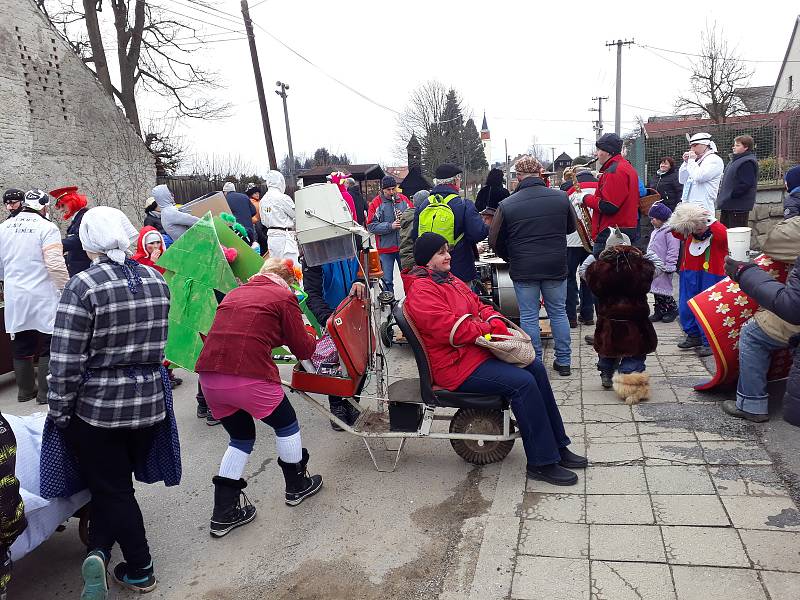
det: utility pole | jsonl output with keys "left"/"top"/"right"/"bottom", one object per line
{"left": 550, "top": 147, "right": 556, "bottom": 169}
{"left": 504, "top": 138, "right": 509, "bottom": 188}
{"left": 275, "top": 81, "right": 295, "bottom": 187}
{"left": 590, "top": 96, "right": 609, "bottom": 140}
{"left": 241, "top": 0, "right": 277, "bottom": 169}
{"left": 606, "top": 39, "right": 634, "bottom": 135}
{"left": 576, "top": 137, "right": 584, "bottom": 157}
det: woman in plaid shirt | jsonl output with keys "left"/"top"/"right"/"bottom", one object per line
{"left": 46, "top": 207, "right": 175, "bottom": 599}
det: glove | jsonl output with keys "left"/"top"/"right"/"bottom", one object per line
{"left": 724, "top": 256, "right": 749, "bottom": 281}
{"left": 488, "top": 318, "right": 510, "bottom": 336}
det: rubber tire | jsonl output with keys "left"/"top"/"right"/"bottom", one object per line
{"left": 449, "top": 408, "right": 515, "bottom": 465}
{"left": 379, "top": 320, "right": 394, "bottom": 348}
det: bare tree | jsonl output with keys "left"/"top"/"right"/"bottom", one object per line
{"left": 527, "top": 136, "right": 550, "bottom": 164}
{"left": 674, "top": 23, "right": 754, "bottom": 124}
{"left": 39, "top": 0, "right": 229, "bottom": 136}
{"left": 143, "top": 116, "right": 186, "bottom": 177}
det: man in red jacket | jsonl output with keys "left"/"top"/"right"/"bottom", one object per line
{"left": 582, "top": 133, "right": 640, "bottom": 256}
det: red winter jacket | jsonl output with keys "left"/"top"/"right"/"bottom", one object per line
{"left": 671, "top": 220, "right": 729, "bottom": 276}
{"left": 131, "top": 226, "right": 165, "bottom": 274}
{"left": 196, "top": 275, "right": 316, "bottom": 382}
{"left": 583, "top": 154, "right": 640, "bottom": 238}
{"left": 404, "top": 267, "right": 508, "bottom": 391}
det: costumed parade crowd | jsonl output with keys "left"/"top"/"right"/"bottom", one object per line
{"left": 0, "top": 128, "right": 799, "bottom": 599}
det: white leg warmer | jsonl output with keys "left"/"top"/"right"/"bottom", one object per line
{"left": 275, "top": 431, "right": 302, "bottom": 463}
{"left": 218, "top": 446, "right": 251, "bottom": 480}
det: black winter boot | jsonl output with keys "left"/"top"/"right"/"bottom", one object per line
{"left": 277, "top": 448, "right": 323, "bottom": 506}
{"left": 13, "top": 359, "right": 37, "bottom": 403}
{"left": 648, "top": 309, "right": 664, "bottom": 322}
{"left": 210, "top": 476, "right": 256, "bottom": 538}
{"left": 36, "top": 355, "right": 50, "bottom": 405}
{"left": 600, "top": 371, "right": 614, "bottom": 389}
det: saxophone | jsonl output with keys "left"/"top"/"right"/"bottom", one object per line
{"left": 567, "top": 167, "right": 594, "bottom": 253}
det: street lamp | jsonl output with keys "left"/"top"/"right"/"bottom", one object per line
{"left": 275, "top": 81, "right": 295, "bottom": 188}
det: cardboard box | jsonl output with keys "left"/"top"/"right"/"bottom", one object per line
{"left": 179, "top": 191, "right": 230, "bottom": 218}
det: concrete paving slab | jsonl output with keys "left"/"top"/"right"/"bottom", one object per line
{"left": 671, "top": 565, "right": 767, "bottom": 600}
{"left": 708, "top": 465, "right": 790, "bottom": 497}
{"left": 645, "top": 466, "right": 716, "bottom": 495}
{"left": 590, "top": 561, "right": 676, "bottom": 600}
{"left": 652, "top": 494, "right": 730, "bottom": 526}
{"left": 512, "top": 556, "right": 590, "bottom": 600}
{"left": 584, "top": 422, "right": 637, "bottom": 440}
{"left": 589, "top": 524, "right": 666, "bottom": 562}
{"left": 700, "top": 441, "right": 773, "bottom": 465}
{"left": 585, "top": 466, "right": 648, "bottom": 495}
{"left": 519, "top": 493, "right": 586, "bottom": 523}
{"left": 661, "top": 526, "right": 749, "bottom": 567}
{"left": 738, "top": 529, "right": 800, "bottom": 571}
{"left": 586, "top": 441, "right": 644, "bottom": 464}
{"left": 586, "top": 494, "right": 655, "bottom": 525}
{"left": 518, "top": 520, "right": 589, "bottom": 558}
{"left": 759, "top": 571, "right": 800, "bottom": 600}
{"left": 641, "top": 441, "right": 706, "bottom": 465}
{"left": 583, "top": 405, "right": 634, "bottom": 423}
{"left": 721, "top": 496, "right": 800, "bottom": 531}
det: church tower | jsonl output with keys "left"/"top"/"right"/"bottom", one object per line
{"left": 480, "top": 112, "right": 491, "bottom": 165}
{"left": 407, "top": 133, "right": 422, "bottom": 169}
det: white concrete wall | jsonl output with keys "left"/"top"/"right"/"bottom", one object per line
{"left": 0, "top": 0, "right": 154, "bottom": 224}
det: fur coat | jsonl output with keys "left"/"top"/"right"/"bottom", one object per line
{"left": 585, "top": 245, "right": 658, "bottom": 358}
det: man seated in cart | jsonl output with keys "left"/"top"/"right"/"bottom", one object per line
{"left": 403, "top": 233, "right": 587, "bottom": 486}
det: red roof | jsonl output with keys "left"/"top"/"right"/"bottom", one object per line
{"left": 644, "top": 113, "right": 782, "bottom": 138}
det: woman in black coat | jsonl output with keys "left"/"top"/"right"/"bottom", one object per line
{"left": 649, "top": 157, "right": 683, "bottom": 211}
{"left": 475, "top": 168, "right": 510, "bottom": 211}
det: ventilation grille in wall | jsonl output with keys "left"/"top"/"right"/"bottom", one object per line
{"left": 16, "top": 26, "right": 67, "bottom": 121}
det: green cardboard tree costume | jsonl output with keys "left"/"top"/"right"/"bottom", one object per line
{"left": 157, "top": 212, "right": 319, "bottom": 371}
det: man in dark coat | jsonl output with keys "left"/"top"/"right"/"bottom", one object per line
{"left": 222, "top": 182, "right": 256, "bottom": 242}
{"left": 723, "top": 165, "right": 800, "bottom": 426}
{"left": 488, "top": 155, "right": 576, "bottom": 376}
{"left": 475, "top": 168, "right": 510, "bottom": 212}
{"left": 648, "top": 157, "right": 683, "bottom": 211}
{"left": 716, "top": 135, "right": 759, "bottom": 228}
{"left": 346, "top": 179, "right": 368, "bottom": 226}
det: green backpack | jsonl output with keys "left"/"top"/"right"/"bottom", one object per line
{"left": 417, "top": 193, "right": 463, "bottom": 247}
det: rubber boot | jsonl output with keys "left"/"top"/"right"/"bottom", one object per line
{"left": 209, "top": 476, "right": 256, "bottom": 538}
{"left": 13, "top": 359, "right": 37, "bottom": 403}
{"left": 36, "top": 355, "right": 50, "bottom": 405}
{"left": 277, "top": 448, "right": 323, "bottom": 506}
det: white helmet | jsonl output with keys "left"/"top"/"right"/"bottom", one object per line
{"left": 23, "top": 189, "right": 52, "bottom": 211}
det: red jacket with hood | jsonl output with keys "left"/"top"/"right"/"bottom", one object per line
{"left": 583, "top": 154, "right": 640, "bottom": 237}
{"left": 132, "top": 226, "right": 165, "bottom": 273}
{"left": 404, "top": 267, "right": 508, "bottom": 391}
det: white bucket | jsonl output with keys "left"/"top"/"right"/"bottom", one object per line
{"left": 727, "top": 227, "right": 752, "bottom": 261}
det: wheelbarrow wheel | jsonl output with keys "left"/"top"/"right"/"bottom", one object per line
{"left": 449, "top": 408, "right": 515, "bottom": 465}
{"left": 379, "top": 320, "right": 394, "bottom": 347}
{"left": 77, "top": 504, "right": 91, "bottom": 548}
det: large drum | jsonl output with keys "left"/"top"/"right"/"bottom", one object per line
{"left": 476, "top": 257, "right": 519, "bottom": 321}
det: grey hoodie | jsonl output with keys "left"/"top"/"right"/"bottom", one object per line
{"left": 152, "top": 184, "right": 199, "bottom": 241}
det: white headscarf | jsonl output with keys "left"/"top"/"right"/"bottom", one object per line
{"left": 79, "top": 206, "right": 138, "bottom": 265}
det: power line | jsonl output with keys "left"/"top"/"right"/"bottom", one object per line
{"left": 638, "top": 42, "right": 800, "bottom": 64}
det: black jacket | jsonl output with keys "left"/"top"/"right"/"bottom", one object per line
{"left": 475, "top": 184, "right": 510, "bottom": 212}
{"left": 649, "top": 167, "right": 683, "bottom": 210}
{"left": 144, "top": 210, "right": 166, "bottom": 234}
{"left": 716, "top": 151, "right": 758, "bottom": 211}
{"left": 348, "top": 184, "right": 368, "bottom": 226}
{"left": 225, "top": 192, "right": 256, "bottom": 241}
{"left": 738, "top": 255, "right": 800, "bottom": 424}
{"left": 488, "top": 177, "right": 576, "bottom": 281}
{"left": 62, "top": 207, "right": 91, "bottom": 277}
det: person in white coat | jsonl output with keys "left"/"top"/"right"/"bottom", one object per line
{"left": 678, "top": 132, "right": 724, "bottom": 215}
{"left": 0, "top": 189, "right": 69, "bottom": 404}
{"left": 259, "top": 170, "right": 298, "bottom": 262}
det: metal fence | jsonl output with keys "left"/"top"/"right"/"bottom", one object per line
{"left": 627, "top": 112, "right": 800, "bottom": 188}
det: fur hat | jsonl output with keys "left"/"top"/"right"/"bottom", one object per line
{"left": 222, "top": 181, "right": 236, "bottom": 193}
{"left": 667, "top": 202, "right": 712, "bottom": 236}
{"left": 514, "top": 155, "right": 542, "bottom": 175}
{"left": 414, "top": 232, "right": 448, "bottom": 266}
{"left": 605, "top": 226, "right": 631, "bottom": 247}
{"left": 648, "top": 201, "right": 672, "bottom": 222}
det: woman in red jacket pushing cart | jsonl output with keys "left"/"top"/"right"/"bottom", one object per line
{"left": 195, "top": 258, "right": 322, "bottom": 537}
{"left": 404, "top": 233, "right": 587, "bottom": 486}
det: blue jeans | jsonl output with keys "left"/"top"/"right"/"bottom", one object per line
{"left": 379, "top": 252, "right": 400, "bottom": 291}
{"left": 597, "top": 355, "right": 647, "bottom": 374}
{"left": 514, "top": 279, "right": 571, "bottom": 366}
{"left": 736, "top": 319, "right": 786, "bottom": 415}
{"left": 566, "top": 247, "right": 594, "bottom": 322}
{"left": 457, "top": 359, "right": 570, "bottom": 466}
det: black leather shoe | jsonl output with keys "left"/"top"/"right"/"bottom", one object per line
{"left": 578, "top": 316, "right": 594, "bottom": 326}
{"left": 552, "top": 360, "right": 571, "bottom": 377}
{"left": 648, "top": 312, "right": 663, "bottom": 322}
{"left": 584, "top": 335, "right": 595, "bottom": 346}
{"left": 569, "top": 320, "right": 578, "bottom": 329}
{"left": 677, "top": 335, "right": 702, "bottom": 349}
{"left": 696, "top": 345, "right": 713, "bottom": 357}
{"left": 527, "top": 463, "right": 579, "bottom": 486}
{"left": 600, "top": 372, "right": 614, "bottom": 389}
{"left": 559, "top": 447, "right": 588, "bottom": 469}
{"left": 661, "top": 311, "right": 678, "bottom": 323}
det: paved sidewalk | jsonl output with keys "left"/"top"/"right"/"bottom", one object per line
{"left": 487, "top": 320, "right": 800, "bottom": 600}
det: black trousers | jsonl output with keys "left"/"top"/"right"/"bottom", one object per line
{"left": 219, "top": 396, "right": 298, "bottom": 440}
{"left": 566, "top": 247, "right": 594, "bottom": 322}
{"left": 719, "top": 210, "right": 750, "bottom": 229}
{"left": 65, "top": 417, "right": 158, "bottom": 569}
{"left": 11, "top": 330, "right": 51, "bottom": 359}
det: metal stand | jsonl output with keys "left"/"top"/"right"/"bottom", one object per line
{"left": 362, "top": 437, "right": 407, "bottom": 473}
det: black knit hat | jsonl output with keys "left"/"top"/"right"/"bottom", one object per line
{"left": 414, "top": 232, "right": 448, "bottom": 266}
{"left": 381, "top": 175, "right": 397, "bottom": 189}
{"left": 595, "top": 133, "right": 623, "bottom": 155}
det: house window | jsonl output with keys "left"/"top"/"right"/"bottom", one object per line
{"left": 789, "top": 75, "right": 794, "bottom": 93}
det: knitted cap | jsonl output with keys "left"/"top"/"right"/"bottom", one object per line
{"left": 648, "top": 201, "right": 672, "bottom": 222}
{"left": 514, "top": 155, "right": 542, "bottom": 175}
{"left": 414, "top": 232, "right": 448, "bottom": 266}
{"left": 596, "top": 133, "right": 623, "bottom": 155}
{"left": 381, "top": 175, "right": 397, "bottom": 189}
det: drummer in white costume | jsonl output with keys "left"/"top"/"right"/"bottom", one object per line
{"left": 259, "top": 170, "right": 299, "bottom": 263}
{"left": 0, "top": 189, "right": 69, "bottom": 404}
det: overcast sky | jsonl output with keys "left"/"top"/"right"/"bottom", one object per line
{"left": 160, "top": 0, "right": 799, "bottom": 173}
